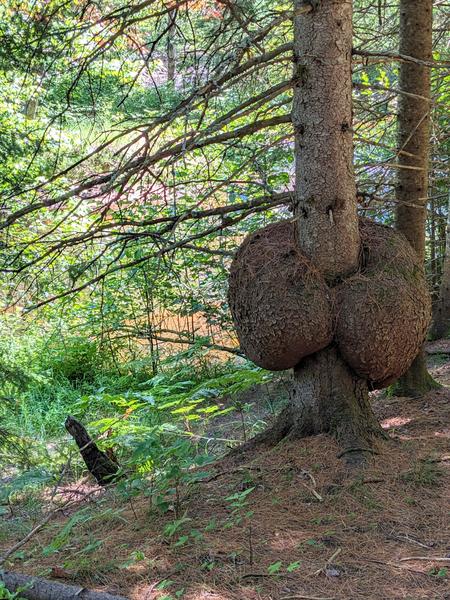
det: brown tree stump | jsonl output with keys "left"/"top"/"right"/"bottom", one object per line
{"left": 65, "top": 416, "right": 120, "bottom": 485}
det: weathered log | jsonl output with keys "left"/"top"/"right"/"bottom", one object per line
{"left": 0, "top": 570, "right": 127, "bottom": 600}
{"left": 65, "top": 416, "right": 120, "bottom": 485}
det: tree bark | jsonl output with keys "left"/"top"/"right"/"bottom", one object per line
{"left": 0, "top": 571, "right": 126, "bottom": 600}
{"left": 394, "top": 0, "right": 439, "bottom": 395}
{"left": 429, "top": 196, "right": 439, "bottom": 300}
{"left": 292, "top": 0, "right": 384, "bottom": 458}
{"left": 293, "top": 0, "right": 359, "bottom": 282}
{"left": 431, "top": 191, "right": 450, "bottom": 339}
{"left": 234, "top": 347, "right": 385, "bottom": 465}
{"left": 233, "top": 0, "right": 385, "bottom": 464}
{"left": 263, "top": 348, "right": 383, "bottom": 456}
{"left": 65, "top": 416, "right": 120, "bottom": 485}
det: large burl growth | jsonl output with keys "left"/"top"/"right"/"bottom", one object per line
{"left": 228, "top": 218, "right": 431, "bottom": 389}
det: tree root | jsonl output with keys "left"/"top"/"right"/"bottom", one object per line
{"left": 228, "top": 407, "right": 384, "bottom": 467}
{"left": 227, "top": 348, "right": 387, "bottom": 467}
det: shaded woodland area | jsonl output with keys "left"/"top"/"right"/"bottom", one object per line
{"left": 0, "top": 0, "right": 449, "bottom": 598}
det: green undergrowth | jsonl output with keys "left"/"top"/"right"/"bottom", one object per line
{"left": 0, "top": 328, "right": 280, "bottom": 527}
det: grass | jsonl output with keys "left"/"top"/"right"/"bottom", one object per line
{"left": 400, "top": 459, "right": 444, "bottom": 487}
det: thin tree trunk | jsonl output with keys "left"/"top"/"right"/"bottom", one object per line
{"left": 167, "top": 10, "right": 176, "bottom": 83}
{"left": 394, "top": 0, "right": 439, "bottom": 395}
{"left": 430, "top": 196, "right": 439, "bottom": 300}
{"left": 431, "top": 191, "right": 450, "bottom": 339}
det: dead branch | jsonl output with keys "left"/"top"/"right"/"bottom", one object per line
{"left": 399, "top": 556, "right": 450, "bottom": 562}
{"left": 353, "top": 49, "right": 450, "bottom": 68}
{"left": 0, "top": 571, "right": 127, "bottom": 600}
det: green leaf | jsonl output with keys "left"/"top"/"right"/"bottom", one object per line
{"left": 267, "top": 561, "right": 283, "bottom": 575}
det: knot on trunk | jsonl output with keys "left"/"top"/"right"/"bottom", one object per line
{"left": 228, "top": 217, "right": 431, "bottom": 388}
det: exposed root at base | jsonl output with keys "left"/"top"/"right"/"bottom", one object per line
{"left": 227, "top": 405, "right": 386, "bottom": 468}
{"left": 228, "top": 347, "right": 388, "bottom": 468}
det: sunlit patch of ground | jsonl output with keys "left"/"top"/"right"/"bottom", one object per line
{"left": 1, "top": 353, "right": 449, "bottom": 599}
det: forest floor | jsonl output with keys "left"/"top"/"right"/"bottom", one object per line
{"left": 1, "top": 346, "right": 449, "bottom": 600}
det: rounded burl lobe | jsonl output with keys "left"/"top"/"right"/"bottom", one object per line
{"left": 335, "top": 219, "right": 431, "bottom": 388}
{"left": 228, "top": 219, "right": 431, "bottom": 388}
{"left": 228, "top": 222, "right": 334, "bottom": 370}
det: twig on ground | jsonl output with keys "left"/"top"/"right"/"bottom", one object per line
{"left": 300, "top": 470, "right": 323, "bottom": 502}
{"left": 399, "top": 556, "right": 450, "bottom": 562}
{"left": 389, "top": 534, "right": 432, "bottom": 549}
{"left": 363, "top": 557, "right": 435, "bottom": 576}
{"left": 0, "top": 489, "right": 99, "bottom": 566}
{"left": 314, "top": 548, "right": 342, "bottom": 576}
{"left": 281, "top": 595, "right": 336, "bottom": 600}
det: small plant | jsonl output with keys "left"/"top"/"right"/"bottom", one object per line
{"left": 266, "top": 560, "right": 301, "bottom": 575}
{"left": 428, "top": 567, "right": 448, "bottom": 578}
{"left": 224, "top": 485, "right": 255, "bottom": 564}
{"left": 267, "top": 560, "right": 283, "bottom": 575}
{"left": 400, "top": 460, "right": 443, "bottom": 487}
{"left": 163, "top": 516, "right": 192, "bottom": 538}
{"left": 297, "top": 538, "right": 326, "bottom": 553}
{"left": 305, "top": 538, "right": 325, "bottom": 548}
{"left": 287, "top": 561, "right": 301, "bottom": 572}
{"left": 119, "top": 550, "right": 147, "bottom": 569}
{"left": 0, "top": 583, "right": 27, "bottom": 600}
{"left": 224, "top": 487, "right": 255, "bottom": 527}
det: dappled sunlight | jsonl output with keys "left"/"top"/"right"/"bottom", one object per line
{"left": 381, "top": 416, "right": 412, "bottom": 429}
{"left": 268, "top": 530, "right": 303, "bottom": 552}
{"left": 184, "top": 590, "right": 235, "bottom": 600}
{"left": 0, "top": 2, "right": 448, "bottom": 600}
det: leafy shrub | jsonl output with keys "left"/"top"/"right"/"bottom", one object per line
{"left": 38, "top": 336, "right": 107, "bottom": 383}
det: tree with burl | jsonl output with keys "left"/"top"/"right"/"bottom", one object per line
{"left": 228, "top": 0, "right": 431, "bottom": 464}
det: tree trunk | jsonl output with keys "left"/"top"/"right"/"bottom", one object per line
{"left": 262, "top": 347, "right": 383, "bottom": 459}
{"left": 293, "top": 0, "right": 359, "bottom": 282}
{"left": 430, "top": 196, "right": 439, "bottom": 300}
{"left": 394, "top": 0, "right": 439, "bottom": 394}
{"left": 431, "top": 191, "right": 450, "bottom": 339}
{"left": 292, "top": 0, "right": 385, "bottom": 457}
{"left": 234, "top": 0, "right": 385, "bottom": 464}
{"left": 392, "top": 352, "right": 439, "bottom": 397}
